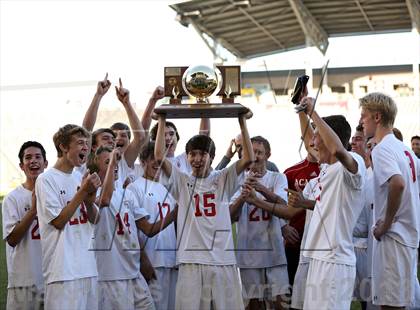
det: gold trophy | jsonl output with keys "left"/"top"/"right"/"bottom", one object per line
{"left": 153, "top": 65, "right": 252, "bottom": 119}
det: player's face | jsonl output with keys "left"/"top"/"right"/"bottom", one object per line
{"left": 142, "top": 157, "right": 161, "bottom": 182}
{"left": 96, "top": 151, "right": 118, "bottom": 181}
{"left": 411, "top": 138, "right": 420, "bottom": 157}
{"left": 95, "top": 132, "right": 115, "bottom": 151}
{"left": 351, "top": 131, "right": 366, "bottom": 157}
{"left": 360, "top": 108, "right": 376, "bottom": 138}
{"left": 64, "top": 134, "right": 89, "bottom": 167}
{"left": 113, "top": 130, "right": 129, "bottom": 154}
{"left": 19, "top": 146, "right": 47, "bottom": 180}
{"left": 250, "top": 142, "right": 268, "bottom": 172}
{"left": 312, "top": 129, "right": 329, "bottom": 164}
{"left": 188, "top": 149, "right": 212, "bottom": 177}
{"left": 165, "top": 126, "right": 178, "bottom": 157}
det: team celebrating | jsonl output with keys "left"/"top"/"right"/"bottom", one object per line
{"left": 2, "top": 74, "right": 420, "bottom": 310}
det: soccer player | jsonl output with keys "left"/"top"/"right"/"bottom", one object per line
{"left": 411, "top": 135, "right": 420, "bottom": 158}
{"left": 216, "top": 134, "right": 279, "bottom": 172}
{"left": 154, "top": 113, "right": 254, "bottom": 310}
{"left": 88, "top": 146, "right": 177, "bottom": 310}
{"left": 297, "top": 97, "right": 367, "bottom": 309}
{"left": 35, "top": 124, "right": 101, "bottom": 309}
{"left": 2, "top": 141, "right": 48, "bottom": 310}
{"left": 359, "top": 92, "right": 420, "bottom": 309}
{"left": 82, "top": 75, "right": 146, "bottom": 184}
{"left": 127, "top": 142, "right": 178, "bottom": 310}
{"left": 229, "top": 136, "right": 289, "bottom": 309}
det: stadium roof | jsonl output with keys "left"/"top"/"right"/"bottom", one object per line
{"left": 170, "top": 0, "right": 420, "bottom": 59}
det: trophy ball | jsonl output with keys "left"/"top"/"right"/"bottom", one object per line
{"left": 182, "top": 65, "right": 222, "bottom": 103}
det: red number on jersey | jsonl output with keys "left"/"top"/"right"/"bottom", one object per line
{"left": 249, "top": 207, "right": 270, "bottom": 222}
{"left": 31, "top": 217, "right": 40, "bottom": 240}
{"left": 404, "top": 151, "right": 417, "bottom": 183}
{"left": 193, "top": 193, "right": 216, "bottom": 217}
{"left": 116, "top": 212, "right": 131, "bottom": 235}
{"left": 158, "top": 202, "right": 171, "bottom": 221}
{"left": 69, "top": 203, "right": 89, "bottom": 226}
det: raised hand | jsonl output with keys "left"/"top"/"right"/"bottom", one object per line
{"left": 285, "top": 187, "right": 305, "bottom": 209}
{"left": 96, "top": 73, "right": 111, "bottom": 96}
{"left": 225, "top": 139, "right": 237, "bottom": 159}
{"left": 81, "top": 170, "right": 101, "bottom": 194}
{"left": 151, "top": 86, "right": 165, "bottom": 101}
{"left": 115, "top": 78, "right": 130, "bottom": 106}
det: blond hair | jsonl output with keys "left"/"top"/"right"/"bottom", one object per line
{"left": 359, "top": 92, "right": 397, "bottom": 127}
{"left": 53, "top": 124, "right": 90, "bottom": 157}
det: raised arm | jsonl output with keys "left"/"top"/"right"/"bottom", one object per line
{"left": 235, "top": 115, "right": 254, "bottom": 174}
{"left": 97, "top": 150, "right": 119, "bottom": 207}
{"left": 154, "top": 115, "right": 172, "bottom": 178}
{"left": 199, "top": 118, "right": 210, "bottom": 136}
{"left": 303, "top": 97, "right": 358, "bottom": 174}
{"left": 136, "top": 205, "right": 178, "bottom": 237}
{"left": 141, "top": 86, "right": 165, "bottom": 139}
{"left": 115, "top": 78, "right": 146, "bottom": 168}
{"left": 83, "top": 74, "right": 111, "bottom": 131}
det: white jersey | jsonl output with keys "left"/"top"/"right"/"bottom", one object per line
{"left": 92, "top": 187, "right": 149, "bottom": 281}
{"left": 372, "top": 134, "right": 420, "bottom": 248}
{"left": 233, "top": 170, "right": 288, "bottom": 268}
{"left": 168, "top": 152, "right": 192, "bottom": 174}
{"left": 2, "top": 185, "right": 43, "bottom": 289}
{"left": 161, "top": 163, "right": 239, "bottom": 265}
{"left": 352, "top": 179, "right": 371, "bottom": 249}
{"left": 35, "top": 168, "right": 97, "bottom": 284}
{"left": 303, "top": 153, "right": 366, "bottom": 266}
{"left": 127, "top": 177, "right": 177, "bottom": 268}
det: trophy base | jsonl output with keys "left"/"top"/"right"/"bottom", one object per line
{"left": 152, "top": 103, "right": 252, "bottom": 119}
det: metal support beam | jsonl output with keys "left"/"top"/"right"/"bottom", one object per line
{"left": 288, "top": 0, "right": 329, "bottom": 55}
{"left": 406, "top": 0, "right": 420, "bottom": 33}
{"left": 354, "top": 0, "right": 374, "bottom": 31}
{"left": 229, "top": 0, "right": 285, "bottom": 50}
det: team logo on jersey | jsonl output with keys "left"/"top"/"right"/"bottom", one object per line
{"left": 60, "top": 190, "right": 66, "bottom": 195}
{"left": 147, "top": 192, "right": 153, "bottom": 197}
{"left": 310, "top": 171, "right": 317, "bottom": 177}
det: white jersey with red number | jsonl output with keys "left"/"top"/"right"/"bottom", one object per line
{"left": 2, "top": 185, "right": 43, "bottom": 289}
{"left": 161, "top": 163, "right": 239, "bottom": 265}
{"left": 169, "top": 152, "right": 192, "bottom": 174}
{"left": 92, "top": 186, "right": 149, "bottom": 281}
{"left": 35, "top": 168, "right": 97, "bottom": 284}
{"left": 303, "top": 153, "right": 366, "bottom": 266}
{"left": 232, "top": 170, "right": 288, "bottom": 268}
{"left": 372, "top": 134, "right": 420, "bottom": 248}
{"left": 127, "top": 177, "right": 177, "bottom": 268}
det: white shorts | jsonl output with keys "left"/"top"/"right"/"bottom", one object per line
{"left": 175, "top": 264, "right": 244, "bottom": 310}
{"left": 45, "top": 277, "right": 97, "bottom": 310}
{"left": 240, "top": 265, "right": 290, "bottom": 300}
{"left": 304, "top": 259, "right": 355, "bottom": 310}
{"left": 291, "top": 262, "right": 309, "bottom": 309}
{"left": 372, "top": 235, "right": 416, "bottom": 307}
{"left": 7, "top": 285, "right": 44, "bottom": 310}
{"left": 98, "top": 276, "right": 155, "bottom": 310}
{"left": 148, "top": 267, "right": 178, "bottom": 310}
{"left": 354, "top": 246, "right": 371, "bottom": 301}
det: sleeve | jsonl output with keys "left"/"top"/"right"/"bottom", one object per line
{"left": 302, "top": 179, "right": 316, "bottom": 200}
{"left": 353, "top": 204, "right": 369, "bottom": 238}
{"left": 371, "top": 145, "right": 401, "bottom": 187}
{"left": 35, "top": 175, "right": 64, "bottom": 223}
{"left": 273, "top": 173, "right": 288, "bottom": 203}
{"left": 343, "top": 152, "right": 366, "bottom": 190}
{"left": 229, "top": 188, "right": 242, "bottom": 205}
{"left": 267, "top": 161, "right": 279, "bottom": 172}
{"left": 125, "top": 190, "right": 150, "bottom": 221}
{"left": 158, "top": 166, "right": 183, "bottom": 201}
{"left": 215, "top": 156, "right": 231, "bottom": 170}
{"left": 220, "top": 163, "right": 240, "bottom": 200}
{"left": 2, "top": 193, "right": 20, "bottom": 240}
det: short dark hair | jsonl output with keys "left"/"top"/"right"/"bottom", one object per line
{"left": 251, "top": 136, "right": 271, "bottom": 154}
{"left": 185, "top": 135, "right": 215, "bottom": 159}
{"left": 322, "top": 115, "right": 351, "bottom": 150}
{"left": 411, "top": 135, "right": 420, "bottom": 142}
{"left": 355, "top": 124, "right": 364, "bottom": 132}
{"left": 18, "top": 141, "right": 46, "bottom": 164}
{"left": 140, "top": 141, "right": 155, "bottom": 161}
{"left": 111, "top": 122, "right": 131, "bottom": 140}
{"left": 392, "top": 128, "right": 403, "bottom": 142}
{"left": 150, "top": 121, "right": 180, "bottom": 141}
{"left": 92, "top": 128, "right": 116, "bottom": 148}
{"left": 53, "top": 124, "right": 90, "bottom": 157}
